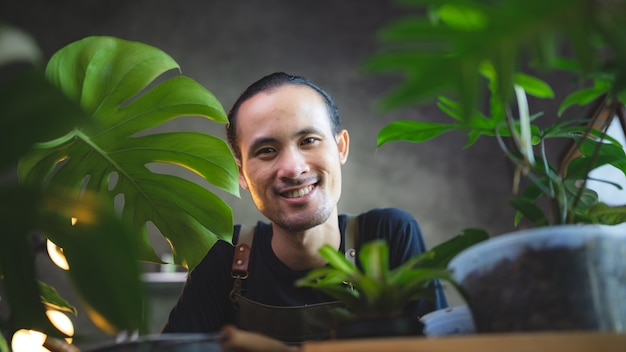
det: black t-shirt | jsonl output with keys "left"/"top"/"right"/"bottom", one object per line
{"left": 162, "top": 208, "right": 448, "bottom": 333}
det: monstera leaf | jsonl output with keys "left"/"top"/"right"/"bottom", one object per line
{"left": 18, "top": 36, "right": 239, "bottom": 270}
{"left": 1, "top": 28, "right": 151, "bottom": 339}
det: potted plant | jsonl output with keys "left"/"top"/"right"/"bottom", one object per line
{"left": 296, "top": 229, "right": 487, "bottom": 338}
{"left": 363, "top": 0, "right": 626, "bottom": 333}
{"left": 0, "top": 27, "right": 238, "bottom": 350}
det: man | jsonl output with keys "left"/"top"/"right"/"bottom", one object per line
{"left": 162, "top": 72, "right": 447, "bottom": 346}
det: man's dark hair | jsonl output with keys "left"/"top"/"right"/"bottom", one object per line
{"left": 226, "top": 72, "right": 340, "bottom": 160}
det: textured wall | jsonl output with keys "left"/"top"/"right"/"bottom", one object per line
{"left": 2, "top": 0, "right": 518, "bottom": 348}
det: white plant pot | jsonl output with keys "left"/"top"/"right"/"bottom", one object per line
{"left": 448, "top": 224, "right": 626, "bottom": 333}
{"left": 420, "top": 305, "right": 476, "bottom": 336}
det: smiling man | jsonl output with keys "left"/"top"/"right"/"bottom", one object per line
{"left": 162, "top": 73, "right": 448, "bottom": 347}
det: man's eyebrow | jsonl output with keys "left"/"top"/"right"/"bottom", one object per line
{"left": 294, "top": 127, "right": 325, "bottom": 138}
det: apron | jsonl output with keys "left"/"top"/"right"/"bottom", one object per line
{"left": 229, "top": 215, "right": 359, "bottom": 344}
{"left": 231, "top": 292, "right": 343, "bottom": 344}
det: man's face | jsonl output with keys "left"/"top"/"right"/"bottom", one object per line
{"left": 235, "top": 84, "right": 349, "bottom": 231}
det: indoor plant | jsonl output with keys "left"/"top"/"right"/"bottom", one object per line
{"left": 0, "top": 27, "right": 238, "bottom": 350}
{"left": 364, "top": 0, "right": 626, "bottom": 333}
{"left": 296, "top": 229, "right": 487, "bottom": 338}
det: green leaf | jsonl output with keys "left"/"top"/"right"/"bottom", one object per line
{"left": 584, "top": 203, "right": 626, "bottom": 225}
{"left": 355, "top": 275, "right": 382, "bottom": 307}
{"left": 45, "top": 36, "right": 176, "bottom": 114}
{"left": 39, "top": 189, "right": 146, "bottom": 334}
{"left": 376, "top": 16, "right": 462, "bottom": 45}
{"left": 436, "top": 96, "right": 464, "bottom": 122}
{"left": 560, "top": 11, "right": 597, "bottom": 74}
{"left": 564, "top": 179, "right": 599, "bottom": 212}
{"left": 529, "top": 31, "right": 558, "bottom": 68}
{"left": 377, "top": 120, "right": 458, "bottom": 147}
{"left": 514, "top": 182, "right": 544, "bottom": 225}
{"left": 395, "top": 268, "right": 451, "bottom": 295}
{"left": 318, "top": 245, "right": 359, "bottom": 275}
{"left": 491, "top": 39, "right": 517, "bottom": 112}
{"left": 112, "top": 132, "right": 236, "bottom": 194}
{"left": 0, "top": 333, "right": 7, "bottom": 352}
{"left": 541, "top": 121, "right": 593, "bottom": 139}
{"left": 566, "top": 140, "right": 626, "bottom": 180}
{"left": 38, "top": 281, "right": 77, "bottom": 316}
{"left": 18, "top": 36, "right": 238, "bottom": 270}
{"left": 0, "top": 68, "right": 87, "bottom": 172}
{"left": 420, "top": 228, "right": 489, "bottom": 268}
{"left": 514, "top": 73, "right": 555, "bottom": 98}
{"left": 482, "top": 62, "right": 507, "bottom": 124}
{"left": 295, "top": 264, "right": 360, "bottom": 307}
{"left": 0, "top": 187, "right": 62, "bottom": 337}
{"left": 437, "top": 96, "right": 493, "bottom": 128}
{"left": 359, "top": 240, "right": 389, "bottom": 281}
{"left": 363, "top": 54, "right": 460, "bottom": 112}
{"left": 549, "top": 57, "right": 582, "bottom": 72}
{"left": 437, "top": 4, "right": 488, "bottom": 31}
{"left": 301, "top": 268, "right": 351, "bottom": 287}
{"left": 558, "top": 85, "right": 608, "bottom": 116}
{"left": 509, "top": 196, "right": 549, "bottom": 227}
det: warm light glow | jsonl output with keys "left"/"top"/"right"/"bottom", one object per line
{"left": 46, "top": 310, "right": 74, "bottom": 343}
{"left": 11, "top": 329, "right": 49, "bottom": 352}
{"left": 84, "top": 305, "right": 118, "bottom": 334}
{"left": 46, "top": 239, "right": 70, "bottom": 270}
{"left": 71, "top": 217, "right": 78, "bottom": 226}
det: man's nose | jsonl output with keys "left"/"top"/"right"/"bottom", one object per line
{"left": 276, "top": 147, "right": 309, "bottom": 179}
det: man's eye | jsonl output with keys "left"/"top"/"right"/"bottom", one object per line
{"left": 301, "top": 137, "right": 318, "bottom": 145}
{"left": 256, "top": 147, "right": 276, "bottom": 156}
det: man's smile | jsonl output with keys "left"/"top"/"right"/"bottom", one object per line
{"left": 282, "top": 184, "right": 315, "bottom": 199}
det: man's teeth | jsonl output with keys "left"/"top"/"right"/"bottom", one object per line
{"left": 285, "top": 185, "right": 313, "bottom": 198}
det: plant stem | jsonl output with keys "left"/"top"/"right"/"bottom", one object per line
{"left": 569, "top": 99, "right": 618, "bottom": 219}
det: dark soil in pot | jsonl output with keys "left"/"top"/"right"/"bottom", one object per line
{"left": 463, "top": 246, "right": 600, "bottom": 332}
{"left": 333, "top": 316, "right": 424, "bottom": 339}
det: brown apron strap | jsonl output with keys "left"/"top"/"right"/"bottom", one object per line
{"left": 231, "top": 225, "right": 254, "bottom": 276}
{"left": 230, "top": 225, "right": 254, "bottom": 303}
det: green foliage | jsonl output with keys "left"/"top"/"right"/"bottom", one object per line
{"left": 296, "top": 229, "right": 488, "bottom": 320}
{"left": 0, "top": 187, "right": 146, "bottom": 335}
{"left": 1, "top": 26, "right": 82, "bottom": 338}
{"left": 19, "top": 36, "right": 239, "bottom": 270}
{"left": 368, "top": 0, "right": 626, "bottom": 227}
{"left": 37, "top": 281, "right": 77, "bottom": 316}
{"left": 366, "top": 0, "right": 617, "bottom": 118}
{"left": 0, "top": 333, "right": 6, "bottom": 352}
{"left": 0, "top": 27, "right": 238, "bottom": 341}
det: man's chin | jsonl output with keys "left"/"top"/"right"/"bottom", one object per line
{"left": 271, "top": 209, "right": 332, "bottom": 232}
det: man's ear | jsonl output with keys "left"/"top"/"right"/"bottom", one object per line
{"left": 237, "top": 161, "right": 249, "bottom": 190}
{"left": 336, "top": 129, "right": 349, "bottom": 164}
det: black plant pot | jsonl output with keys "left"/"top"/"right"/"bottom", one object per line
{"left": 334, "top": 317, "right": 425, "bottom": 339}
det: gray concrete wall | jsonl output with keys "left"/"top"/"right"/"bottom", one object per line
{"left": 2, "top": 0, "right": 518, "bottom": 348}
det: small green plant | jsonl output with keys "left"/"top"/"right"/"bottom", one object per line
{"left": 296, "top": 230, "right": 487, "bottom": 321}
{"left": 365, "top": 0, "right": 626, "bottom": 228}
